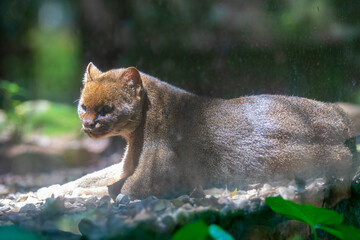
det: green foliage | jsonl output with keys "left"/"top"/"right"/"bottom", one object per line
{"left": 14, "top": 101, "right": 80, "bottom": 136}
{"left": 0, "top": 79, "right": 80, "bottom": 139}
{"left": 265, "top": 196, "right": 344, "bottom": 226}
{"left": 28, "top": 27, "right": 81, "bottom": 102}
{"left": 0, "top": 225, "right": 45, "bottom": 240}
{"left": 0, "top": 80, "right": 28, "bottom": 110}
{"left": 320, "top": 224, "right": 360, "bottom": 240}
{"left": 0, "top": 80, "right": 21, "bottom": 95}
{"left": 173, "top": 221, "right": 209, "bottom": 240}
{"left": 172, "top": 221, "right": 234, "bottom": 240}
{"left": 266, "top": 196, "right": 360, "bottom": 240}
{"left": 0, "top": 79, "right": 80, "bottom": 138}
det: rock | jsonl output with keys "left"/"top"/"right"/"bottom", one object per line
{"left": 64, "top": 198, "right": 88, "bottom": 213}
{"left": 0, "top": 198, "right": 15, "bottom": 206}
{"left": 133, "top": 209, "right": 153, "bottom": 222}
{"left": 172, "top": 208, "right": 190, "bottom": 225}
{"left": 85, "top": 196, "right": 98, "bottom": 209}
{"left": 177, "top": 195, "right": 190, "bottom": 204}
{"left": 218, "top": 196, "right": 230, "bottom": 205}
{"left": 151, "top": 199, "right": 170, "bottom": 212}
{"left": 6, "top": 193, "right": 18, "bottom": 200}
{"left": 20, "top": 203, "right": 37, "bottom": 212}
{"left": 41, "top": 197, "right": 65, "bottom": 217}
{"left": 245, "top": 189, "right": 258, "bottom": 199}
{"left": 115, "top": 194, "right": 130, "bottom": 205}
{"left": 97, "top": 196, "right": 111, "bottom": 209}
{"left": 7, "top": 212, "right": 26, "bottom": 224}
{"left": 141, "top": 196, "right": 158, "bottom": 209}
{"left": 181, "top": 203, "right": 194, "bottom": 211}
{"left": 171, "top": 199, "right": 184, "bottom": 208}
{"left": 193, "top": 197, "right": 212, "bottom": 207}
{"left": 15, "top": 193, "right": 42, "bottom": 210}
{"left": 0, "top": 184, "right": 9, "bottom": 195}
{"left": 0, "top": 205, "right": 11, "bottom": 212}
{"left": 277, "top": 186, "right": 296, "bottom": 201}
{"left": 0, "top": 173, "right": 356, "bottom": 240}
{"left": 259, "top": 183, "right": 273, "bottom": 196}
{"left": 127, "top": 201, "right": 145, "bottom": 216}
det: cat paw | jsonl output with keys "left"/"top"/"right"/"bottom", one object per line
{"left": 36, "top": 183, "right": 109, "bottom": 200}
{"left": 36, "top": 184, "right": 70, "bottom": 200}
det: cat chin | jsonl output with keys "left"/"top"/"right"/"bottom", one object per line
{"left": 84, "top": 130, "right": 109, "bottom": 140}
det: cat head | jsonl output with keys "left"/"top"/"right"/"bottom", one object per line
{"left": 78, "top": 62, "right": 145, "bottom": 139}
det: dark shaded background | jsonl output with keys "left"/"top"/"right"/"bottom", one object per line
{"left": 1, "top": 0, "right": 360, "bottom": 106}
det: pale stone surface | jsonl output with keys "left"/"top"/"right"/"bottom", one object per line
{"left": 0, "top": 176, "right": 356, "bottom": 240}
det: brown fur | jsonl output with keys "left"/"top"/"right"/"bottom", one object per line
{"left": 74, "top": 63, "right": 357, "bottom": 199}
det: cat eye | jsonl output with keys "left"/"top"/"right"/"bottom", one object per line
{"left": 99, "top": 105, "right": 114, "bottom": 116}
{"left": 81, "top": 104, "right": 86, "bottom": 111}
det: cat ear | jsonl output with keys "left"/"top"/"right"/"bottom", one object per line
{"left": 121, "top": 67, "right": 143, "bottom": 100}
{"left": 121, "top": 67, "right": 142, "bottom": 87}
{"left": 83, "top": 62, "right": 102, "bottom": 83}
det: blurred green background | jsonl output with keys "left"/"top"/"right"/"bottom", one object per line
{"left": 0, "top": 0, "right": 360, "bottom": 138}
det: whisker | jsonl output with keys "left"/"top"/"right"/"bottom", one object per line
{"left": 127, "top": 118, "right": 139, "bottom": 123}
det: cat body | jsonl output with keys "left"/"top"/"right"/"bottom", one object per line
{"left": 75, "top": 63, "right": 355, "bottom": 199}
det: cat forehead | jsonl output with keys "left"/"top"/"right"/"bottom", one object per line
{"left": 81, "top": 81, "right": 119, "bottom": 106}
{"left": 85, "top": 68, "right": 126, "bottom": 82}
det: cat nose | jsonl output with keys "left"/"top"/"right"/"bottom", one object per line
{"left": 83, "top": 119, "right": 96, "bottom": 129}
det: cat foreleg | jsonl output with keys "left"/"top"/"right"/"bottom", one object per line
{"left": 36, "top": 160, "right": 125, "bottom": 200}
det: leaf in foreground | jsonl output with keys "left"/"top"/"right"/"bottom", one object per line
{"left": 172, "top": 221, "right": 209, "bottom": 240}
{"left": 172, "top": 221, "right": 234, "bottom": 240}
{"left": 265, "top": 196, "right": 344, "bottom": 227}
{"left": 209, "top": 224, "right": 234, "bottom": 240}
{"left": 319, "top": 224, "right": 360, "bottom": 240}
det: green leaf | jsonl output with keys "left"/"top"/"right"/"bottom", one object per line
{"left": 320, "top": 224, "right": 360, "bottom": 240}
{"left": 265, "top": 196, "right": 344, "bottom": 227}
{"left": 0, "top": 225, "right": 45, "bottom": 240}
{"left": 0, "top": 81, "right": 20, "bottom": 94}
{"left": 209, "top": 224, "right": 234, "bottom": 240}
{"left": 172, "top": 221, "right": 210, "bottom": 240}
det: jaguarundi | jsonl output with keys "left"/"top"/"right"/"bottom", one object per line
{"left": 37, "top": 63, "right": 357, "bottom": 200}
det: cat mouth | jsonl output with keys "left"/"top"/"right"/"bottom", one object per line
{"left": 82, "top": 124, "right": 109, "bottom": 139}
{"left": 84, "top": 129, "right": 107, "bottom": 139}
